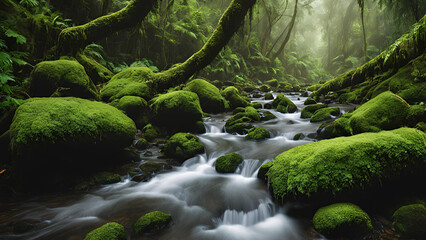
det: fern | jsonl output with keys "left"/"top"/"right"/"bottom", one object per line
{"left": 19, "top": 0, "right": 39, "bottom": 8}
{"left": 5, "top": 30, "right": 26, "bottom": 45}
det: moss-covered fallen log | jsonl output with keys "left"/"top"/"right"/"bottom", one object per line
{"left": 312, "top": 14, "right": 426, "bottom": 100}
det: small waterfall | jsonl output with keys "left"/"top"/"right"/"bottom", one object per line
{"left": 215, "top": 199, "right": 275, "bottom": 226}
{"left": 238, "top": 160, "right": 262, "bottom": 178}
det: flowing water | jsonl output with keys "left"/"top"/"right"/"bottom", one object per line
{"left": 0, "top": 93, "right": 355, "bottom": 240}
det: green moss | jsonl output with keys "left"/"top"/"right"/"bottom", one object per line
{"left": 110, "top": 96, "right": 150, "bottom": 128}
{"left": 134, "top": 211, "right": 172, "bottom": 235}
{"left": 257, "top": 161, "right": 273, "bottom": 181}
{"left": 221, "top": 86, "right": 250, "bottom": 109}
{"left": 252, "top": 102, "right": 262, "bottom": 109}
{"left": 225, "top": 107, "right": 260, "bottom": 134}
{"left": 392, "top": 204, "right": 426, "bottom": 238}
{"left": 135, "top": 138, "right": 150, "bottom": 150}
{"left": 259, "top": 85, "right": 271, "bottom": 92}
{"left": 93, "top": 172, "right": 121, "bottom": 184}
{"left": 140, "top": 162, "right": 162, "bottom": 173}
{"left": 304, "top": 97, "right": 316, "bottom": 105}
{"left": 164, "top": 132, "right": 204, "bottom": 161}
{"left": 76, "top": 52, "right": 114, "bottom": 84}
{"left": 293, "top": 133, "right": 303, "bottom": 140}
{"left": 260, "top": 111, "right": 277, "bottom": 121}
{"left": 272, "top": 94, "right": 297, "bottom": 113}
{"left": 245, "top": 127, "right": 270, "bottom": 140}
{"left": 84, "top": 222, "right": 126, "bottom": 240}
{"left": 264, "top": 93, "right": 274, "bottom": 100}
{"left": 100, "top": 67, "right": 154, "bottom": 102}
{"left": 142, "top": 124, "right": 159, "bottom": 141}
{"left": 416, "top": 122, "right": 426, "bottom": 132}
{"left": 349, "top": 91, "right": 410, "bottom": 134}
{"left": 183, "top": 79, "right": 227, "bottom": 113}
{"left": 406, "top": 105, "right": 426, "bottom": 126}
{"left": 310, "top": 107, "right": 340, "bottom": 123}
{"left": 313, "top": 203, "right": 373, "bottom": 238}
{"left": 333, "top": 117, "right": 353, "bottom": 136}
{"left": 29, "top": 60, "right": 99, "bottom": 100}
{"left": 215, "top": 152, "right": 243, "bottom": 173}
{"left": 266, "top": 128, "right": 426, "bottom": 202}
{"left": 300, "top": 104, "right": 327, "bottom": 119}
{"left": 10, "top": 97, "right": 137, "bottom": 155}
{"left": 150, "top": 91, "right": 203, "bottom": 133}
{"left": 266, "top": 79, "right": 279, "bottom": 88}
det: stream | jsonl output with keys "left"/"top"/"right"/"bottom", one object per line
{"left": 0, "top": 93, "right": 356, "bottom": 240}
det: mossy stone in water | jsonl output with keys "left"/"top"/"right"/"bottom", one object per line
{"left": 392, "top": 204, "right": 426, "bottom": 238}
{"left": 257, "top": 161, "right": 273, "bottom": 181}
{"left": 310, "top": 107, "right": 340, "bottom": 122}
{"left": 93, "top": 172, "right": 121, "bottom": 184}
{"left": 221, "top": 86, "right": 250, "bottom": 109}
{"left": 252, "top": 102, "right": 262, "bottom": 109}
{"left": 150, "top": 91, "right": 204, "bottom": 133}
{"left": 245, "top": 127, "right": 270, "bottom": 140}
{"left": 272, "top": 94, "right": 297, "bottom": 113}
{"left": 259, "top": 84, "right": 271, "bottom": 92}
{"left": 134, "top": 211, "right": 172, "bottom": 235}
{"left": 304, "top": 97, "right": 316, "bottom": 105}
{"left": 183, "top": 79, "right": 227, "bottom": 113}
{"left": 215, "top": 152, "right": 243, "bottom": 173}
{"left": 266, "top": 79, "right": 279, "bottom": 88}
{"left": 225, "top": 107, "right": 260, "bottom": 134}
{"left": 164, "top": 133, "right": 204, "bottom": 162}
{"left": 313, "top": 203, "right": 372, "bottom": 238}
{"left": 100, "top": 67, "right": 153, "bottom": 102}
{"left": 110, "top": 96, "right": 150, "bottom": 128}
{"left": 348, "top": 91, "right": 409, "bottom": 133}
{"left": 84, "top": 222, "right": 126, "bottom": 240}
{"left": 301, "top": 104, "right": 327, "bottom": 119}
{"left": 134, "top": 138, "right": 150, "bottom": 150}
{"left": 29, "top": 60, "right": 99, "bottom": 100}
{"left": 140, "top": 162, "right": 162, "bottom": 173}
{"left": 264, "top": 93, "right": 274, "bottom": 100}
{"left": 266, "top": 128, "right": 426, "bottom": 203}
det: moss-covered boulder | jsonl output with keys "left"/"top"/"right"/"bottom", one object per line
{"left": 225, "top": 107, "right": 260, "bottom": 134}
{"left": 259, "top": 84, "right": 271, "bottom": 92}
{"left": 272, "top": 94, "right": 297, "bottom": 113}
{"left": 392, "top": 204, "right": 426, "bottom": 238}
{"left": 313, "top": 203, "right": 373, "bottom": 238}
{"left": 141, "top": 124, "right": 159, "bottom": 141}
{"left": 221, "top": 86, "right": 250, "bottom": 109}
{"left": 252, "top": 102, "right": 262, "bottom": 109}
{"left": 134, "top": 211, "right": 172, "bottom": 235}
{"left": 264, "top": 128, "right": 426, "bottom": 203}
{"left": 301, "top": 104, "right": 327, "bottom": 119}
{"left": 9, "top": 97, "right": 137, "bottom": 190}
{"left": 304, "top": 97, "right": 316, "bottom": 105}
{"left": 164, "top": 133, "right": 204, "bottom": 161}
{"left": 245, "top": 127, "right": 270, "bottom": 140}
{"left": 310, "top": 107, "right": 340, "bottom": 122}
{"left": 84, "top": 222, "right": 126, "bottom": 240}
{"left": 260, "top": 111, "right": 277, "bottom": 121}
{"left": 150, "top": 91, "right": 204, "bottom": 133}
{"left": 348, "top": 91, "right": 410, "bottom": 134}
{"left": 406, "top": 104, "right": 426, "bottom": 126}
{"left": 140, "top": 162, "right": 163, "bottom": 173}
{"left": 183, "top": 79, "right": 227, "bottom": 113}
{"left": 264, "top": 93, "right": 274, "bottom": 100}
{"left": 92, "top": 172, "right": 121, "bottom": 184}
{"left": 110, "top": 96, "right": 150, "bottom": 128}
{"left": 100, "top": 67, "right": 154, "bottom": 102}
{"left": 215, "top": 152, "right": 243, "bottom": 173}
{"left": 266, "top": 79, "right": 279, "bottom": 88}
{"left": 257, "top": 161, "right": 273, "bottom": 181}
{"left": 29, "top": 60, "right": 99, "bottom": 100}
{"left": 134, "top": 138, "right": 150, "bottom": 150}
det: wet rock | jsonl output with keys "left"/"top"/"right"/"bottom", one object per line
{"left": 134, "top": 211, "right": 172, "bottom": 235}
{"left": 264, "top": 93, "right": 274, "bottom": 100}
{"left": 93, "top": 172, "right": 121, "bottom": 184}
{"left": 84, "top": 222, "right": 126, "bottom": 240}
{"left": 264, "top": 103, "right": 272, "bottom": 109}
{"left": 225, "top": 107, "right": 260, "bottom": 134}
{"left": 304, "top": 97, "right": 316, "bottom": 105}
{"left": 163, "top": 133, "right": 204, "bottom": 162}
{"left": 260, "top": 111, "right": 277, "bottom": 121}
{"left": 259, "top": 85, "right": 271, "bottom": 92}
{"left": 139, "top": 162, "right": 162, "bottom": 173}
{"left": 257, "top": 161, "right": 272, "bottom": 181}
{"left": 392, "top": 204, "right": 426, "bottom": 238}
{"left": 131, "top": 172, "right": 152, "bottom": 182}
{"left": 245, "top": 127, "right": 270, "bottom": 141}
{"left": 252, "top": 102, "right": 262, "bottom": 109}
{"left": 215, "top": 152, "right": 243, "bottom": 173}
{"left": 301, "top": 91, "right": 309, "bottom": 97}
{"left": 313, "top": 203, "right": 372, "bottom": 238}
{"left": 293, "top": 133, "right": 305, "bottom": 140}
{"left": 272, "top": 94, "right": 297, "bottom": 113}
{"left": 134, "top": 138, "right": 150, "bottom": 150}
{"left": 221, "top": 86, "right": 251, "bottom": 109}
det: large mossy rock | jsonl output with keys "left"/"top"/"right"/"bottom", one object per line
{"left": 301, "top": 104, "right": 327, "bottom": 119}
{"left": 215, "top": 152, "right": 243, "bottom": 173}
{"left": 84, "top": 222, "right": 126, "bottom": 240}
{"left": 109, "top": 96, "right": 150, "bottom": 128}
{"left": 392, "top": 204, "right": 426, "bottom": 238}
{"left": 313, "top": 203, "right": 373, "bottom": 238}
{"left": 347, "top": 91, "right": 410, "bottom": 134}
{"left": 134, "top": 211, "right": 172, "bottom": 235}
{"left": 245, "top": 127, "right": 270, "bottom": 140}
{"left": 9, "top": 97, "right": 137, "bottom": 190}
{"left": 225, "top": 106, "right": 260, "bottom": 134}
{"left": 264, "top": 128, "right": 426, "bottom": 203}
{"left": 272, "top": 94, "right": 297, "bottom": 113}
{"left": 221, "top": 86, "right": 250, "bottom": 109}
{"left": 100, "top": 67, "right": 154, "bottom": 102}
{"left": 29, "top": 60, "right": 99, "bottom": 100}
{"left": 183, "top": 79, "right": 227, "bottom": 113}
{"left": 310, "top": 107, "right": 340, "bottom": 122}
{"left": 164, "top": 132, "right": 204, "bottom": 162}
{"left": 150, "top": 91, "right": 204, "bottom": 133}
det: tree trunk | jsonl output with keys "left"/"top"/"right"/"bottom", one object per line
{"left": 358, "top": 0, "right": 367, "bottom": 60}
{"left": 271, "top": 0, "right": 298, "bottom": 60}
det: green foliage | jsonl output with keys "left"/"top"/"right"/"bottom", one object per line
{"left": 19, "top": 0, "right": 39, "bottom": 9}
